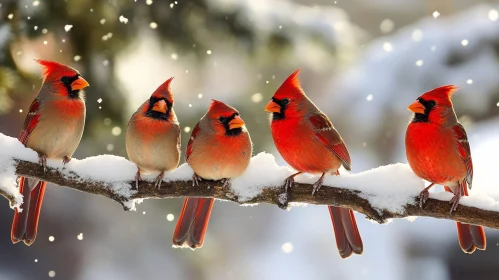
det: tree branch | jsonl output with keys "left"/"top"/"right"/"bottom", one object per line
{"left": 4, "top": 158, "right": 499, "bottom": 230}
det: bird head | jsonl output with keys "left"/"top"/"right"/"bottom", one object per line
{"left": 206, "top": 99, "right": 246, "bottom": 136}
{"left": 143, "top": 77, "right": 176, "bottom": 121}
{"left": 265, "top": 69, "right": 309, "bottom": 120}
{"left": 408, "top": 85, "right": 457, "bottom": 124}
{"left": 36, "top": 59, "right": 89, "bottom": 99}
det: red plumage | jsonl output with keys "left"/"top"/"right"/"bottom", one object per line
{"left": 173, "top": 100, "right": 252, "bottom": 249}
{"left": 265, "top": 70, "right": 363, "bottom": 258}
{"left": 406, "top": 85, "right": 486, "bottom": 253}
{"left": 12, "top": 60, "right": 88, "bottom": 245}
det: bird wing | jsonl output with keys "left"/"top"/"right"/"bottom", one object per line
{"left": 452, "top": 123, "right": 473, "bottom": 188}
{"left": 19, "top": 99, "right": 41, "bottom": 146}
{"left": 308, "top": 113, "right": 351, "bottom": 171}
{"left": 185, "top": 123, "right": 201, "bottom": 162}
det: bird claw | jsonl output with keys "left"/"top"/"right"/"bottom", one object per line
{"left": 449, "top": 192, "right": 462, "bottom": 215}
{"left": 134, "top": 168, "right": 141, "bottom": 190}
{"left": 38, "top": 153, "right": 47, "bottom": 173}
{"left": 62, "top": 156, "right": 71, "bottom": 165}
{"left": 155, "top": 171, "right": 165, "bottom": 189}
{"left": 419, "top": 189, "right": 430, "bottom": 209}
{"left": 311, "top": 173, "right": 326, "bottom": 196}
{"left": 222, "top": 178, "right": 231, "bottom": 189}
{"left": 192, "top": 173, "right": 201, "bottom": 187}
{"left": 283, "top": 176, "right": 295, "bottom": 193}
{"left": 311, "top": 182, "right": 322, "bottom": 195}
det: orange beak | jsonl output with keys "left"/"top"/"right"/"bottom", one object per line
{"left": 152, "top": 100, "right": 168, "bottom": 114}
{"left": 70, "top": 76, "right": 90, "bottom": 91}
{"left": 264, "top": 100, "right": 281, "bottom": 113}
{"left": 229, "top": 115, "right": 245, "bottom": 130}
{"left": 407, "top": 100, "right": 426, "bottom": 114}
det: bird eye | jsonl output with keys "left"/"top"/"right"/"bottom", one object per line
{"left": 219, "top": 116, "right": 227, "bottom": 123}
{"left": 282, "top": 98, "right": 290, "bottom": 105}
{"left": 61, "top": 76, "right": 70, "bottom": 85}
{"left": 428, "top": 100, "right": 436, "bottom": 107}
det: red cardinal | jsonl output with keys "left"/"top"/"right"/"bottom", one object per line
{"left": 406, "top": 85, "right": 486, "bottom": 253}
{"left": 126, "top": 77, "right": 180, "bottom": 189}
{"left": 265, "top": 70, "right": 363, "bottom": 258}
{"left": 173, "top": 100, "right": 252, "bottom": 249}
{"left": 12, "top": 60, "right": 89, "bottom": 245}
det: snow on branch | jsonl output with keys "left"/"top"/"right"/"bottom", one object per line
{"left": 2, "top": 133, "right": 499, "bottom": 229}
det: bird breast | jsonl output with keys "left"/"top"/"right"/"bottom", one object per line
{"left": 406, "top": 122, "right": 466, "bottom": 185}
{"left": 187, "top": 131, "right": 252, "bottom": 180}
{"left": 26, "top": 99, "right": 85, "bottom": 159}
{"left": 126, "top": 114, "right": 180, "bottom": 173}
{"left": 271, "top": 118, "right": 342, "bottom": 174}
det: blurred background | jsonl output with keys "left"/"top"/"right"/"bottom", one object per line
{"left": 1, "top": 0, "right": 499, "bottom": 279}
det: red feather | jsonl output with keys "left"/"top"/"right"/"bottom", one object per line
{"left": 452, "top": 123, "right": 473, "bottom": 187}
{"left": 185, "top": 123, "right": 200, "bottom": 162}
{"left": 19, "top": 100, "right": 41, "bottom": 146}
{"left": 309, "top": 113, "right": 351, "bottom": 171}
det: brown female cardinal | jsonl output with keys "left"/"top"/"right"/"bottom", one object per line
{"left": 405, "top": 85, "right": 486, "bottom": 253}
{"left": 172, "top": 100, "right": 252, "bottom": 249}
{"left": 265, "top": 70, "right": 363, "bottom": 259}
{"left": 12, "top": 60, "right": 89, "bottom": 245}
{"left": 126, "top": 77, "right": 180, "bottom": 189}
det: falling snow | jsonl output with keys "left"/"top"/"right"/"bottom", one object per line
{"left": 380, "top": 19, "right": 394, "bottom": 33}
{"left": 382, "top": 42, "right": 393, "bottom": 52}
{"left": 77, "top": 233, "right": 83, "bottom": 240}
{"left": 119, "top": 15, "right": 128, "bottom": 24}
{"left": 411, "top": 29, "right": 423, "bottom": 42}
{"left": 64, "top": 25, "right": 73, "bottom": 32}
{"left": 251, "top": 93, "right": 263, "bottom": 103}
{"left": 489, "top": 9, "right": 498, "bottom": 21}
{"left": 166, "top": 214, "right": 174, "bottom": 221}
{"left": 282, "top": 242, "right": 293, "bottom": 253}
{"left": 111, "top": 127, "right": 122, "bottom": 136}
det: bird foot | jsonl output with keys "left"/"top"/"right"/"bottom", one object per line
{"left": 311, "top": 173, "right": 326, "bottom": 195}
{"left": 278, "top": 176, "right": 296, "bottom": 209}
{"left": 419, "top": 189, "right": 430, "bottom": 209}
{"left": 38, "top": 153, "right": 47, "bottom": 173}
{"left": 283, "top": 176, "right": 295, "bottom": 193}
{"left": 312, "top": 181, "right": 323, "bottom": 195}
{"left": 221, "top": 178, "right": 231, "bottom": 189}
{"left": 192, "top": 173, "right": 202, "bottom": 187}
{"left": 63, "top": 156, "right": 71, "bottom": 165}
{"left": 134, "top": 168, "right": 141, "bottom": 190}
{"left": 154, "top": 171, "right": 165, "bottom": 189}
{"left": 449, "top": 191, "right": 462, "bottom": 214}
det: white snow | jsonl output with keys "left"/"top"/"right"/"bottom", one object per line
{"left": 1, "top": 132, "right": 499, "bottom": 217}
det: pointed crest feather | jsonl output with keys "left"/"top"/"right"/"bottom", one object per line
{"left": 35, "top": 59, "right": 79, "bottom": 80}
{"left": 152, "top": 77, "right": 174, "bottom": 102}
{"left": 273, "top": 69, "right": 306, "bottom": 99}
{"left": 420, "top": 85, "right": 459, "bottom": 103}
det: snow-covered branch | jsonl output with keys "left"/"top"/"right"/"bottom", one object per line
{"left": 2, "top": 133, "right": 499, "bottom": 229}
